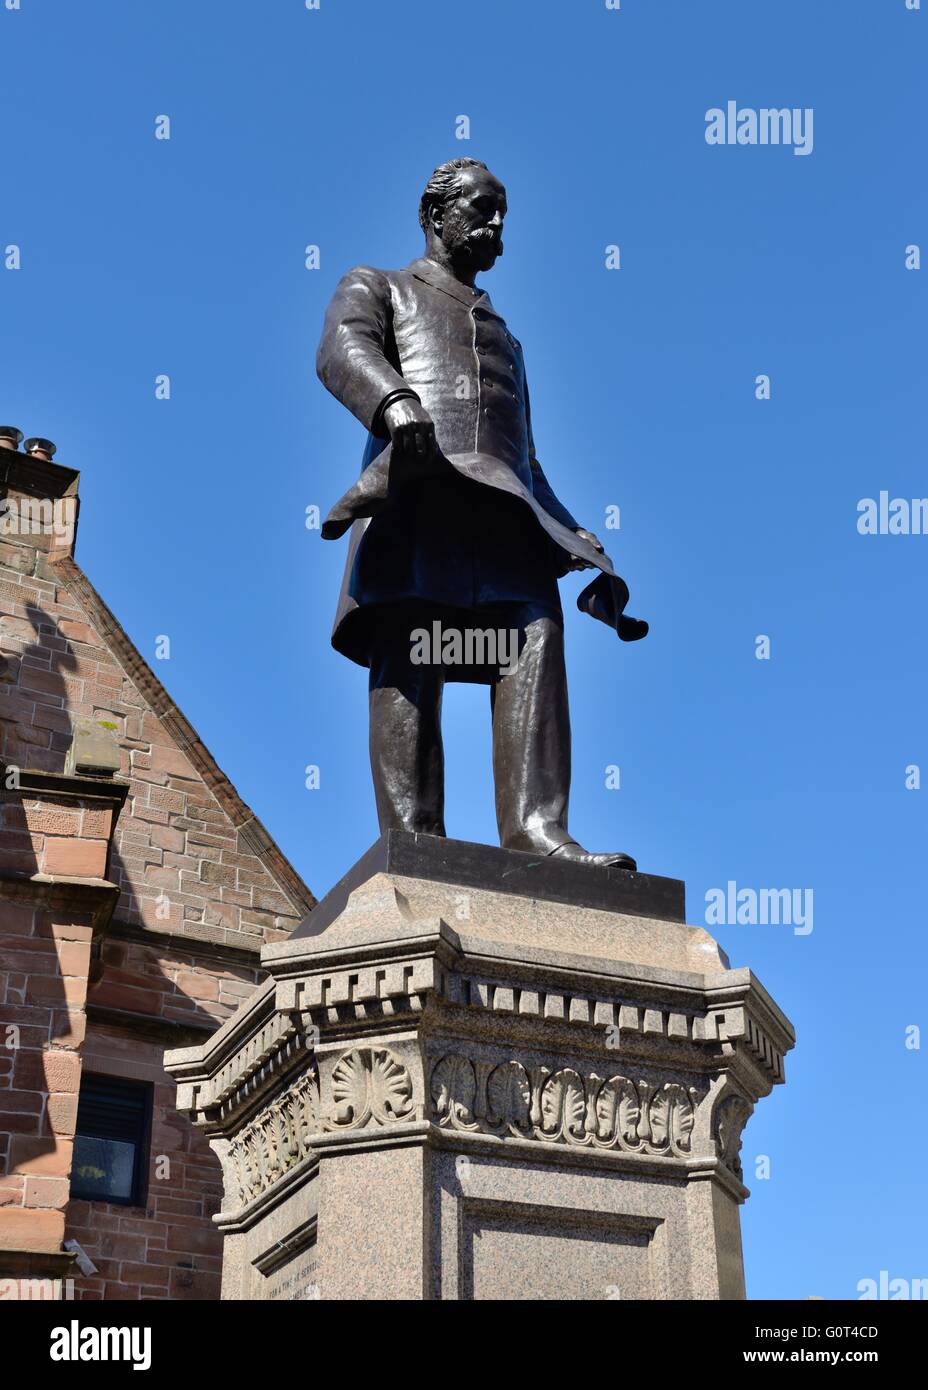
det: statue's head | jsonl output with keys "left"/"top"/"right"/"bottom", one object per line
{"left": 418, "top": 158, "right": 506, "bottom": 273}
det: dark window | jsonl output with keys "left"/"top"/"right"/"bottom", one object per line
{"left": 71, "top": 1073, "right": 152, "bottom": 1206}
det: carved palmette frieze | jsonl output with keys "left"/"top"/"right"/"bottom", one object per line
{"left": 221, "top": 1048, "right": 417, "bottom": 1209}
{"left": 429, "top": 1054, "right": 700, "bottom": 1156}
{"left": 329, "top": 1047, "right": 415, "bottom": 1130}
{"left": 226, "top": 1066, "right": 320, "bottom": 1206}
{"left": 173, "top": 961, "right": 790, "bottom": 1138}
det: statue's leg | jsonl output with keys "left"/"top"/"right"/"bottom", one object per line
{"left": 491, "top": 608, "right": 637, "bottom": 869}
{"left": 490, "top": 612, "right": 574, "bottom": 855}
{"left": 368, "top": 608, "right": 446, "bottom": 836}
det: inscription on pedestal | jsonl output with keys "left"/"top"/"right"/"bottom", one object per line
{"left": 267, "top": 1250, "right": 319, "bottom": 1301}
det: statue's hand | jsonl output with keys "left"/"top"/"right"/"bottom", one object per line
{"left": 383, "top": 398, "right": 439, "bottom": 463}
{"left": 566, "top": 527, "right": 605, "bottom": 572}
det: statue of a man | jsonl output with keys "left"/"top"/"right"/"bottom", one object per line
{"left": 317, "top": 158, "right": 646, "bottom": 869}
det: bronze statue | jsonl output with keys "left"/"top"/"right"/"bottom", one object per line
{"left": 317, "top": 158, "right": 647, "bottom": 869}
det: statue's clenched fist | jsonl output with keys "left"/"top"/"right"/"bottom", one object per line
{"left": 383, "top": 397, "right": 439, "bottom": 462}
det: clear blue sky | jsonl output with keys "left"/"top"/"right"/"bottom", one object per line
{"left": 3, "top": 0, "right": 925, "bottom": 1299}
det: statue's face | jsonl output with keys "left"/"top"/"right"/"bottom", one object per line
{"left": 438, "top": 167, "right": 507, "bottom": 272}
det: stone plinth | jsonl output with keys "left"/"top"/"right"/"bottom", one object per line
{"left": 166, "top": 832, "right": 795, "bottom": 1301}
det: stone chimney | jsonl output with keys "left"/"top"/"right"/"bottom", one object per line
{"left": 0, "top": 432, "right": 79, "bottom": 562}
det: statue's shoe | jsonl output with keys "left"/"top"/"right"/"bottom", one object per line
{"left": 549, "top": 843, "right": 637, "bottom": 872}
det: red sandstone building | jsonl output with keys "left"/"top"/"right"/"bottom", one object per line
{"left": 0, "top": 432, "right": 314, "bottom": 1299}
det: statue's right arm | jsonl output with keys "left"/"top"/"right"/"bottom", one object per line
{"left": 316, "top": 266, "right": 418, "bottom": 436}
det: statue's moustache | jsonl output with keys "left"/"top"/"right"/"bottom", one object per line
{"left": 467, "top": 227, "right": 503, "bottom": 255}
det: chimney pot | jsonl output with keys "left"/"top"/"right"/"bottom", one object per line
{"left": 0, "top": 426, "right": 24, "bottom": 451}
{"left": 24, "top": 437, "right": 57, "bottom": 461}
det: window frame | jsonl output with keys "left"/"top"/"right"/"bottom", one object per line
{"left": 70, "top": 1071, "right": 154, "bottom": 1208}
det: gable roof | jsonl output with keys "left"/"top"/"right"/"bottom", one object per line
{"left": 0, "top": 448, "right": 315, "bottom": 950}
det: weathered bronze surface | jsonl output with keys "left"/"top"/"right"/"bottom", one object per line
{"left": 317, "top": 159, "right": 647, "bottom": 868}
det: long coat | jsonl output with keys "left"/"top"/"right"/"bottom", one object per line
{"left": 316, "top": 256, "right": 646, "bottom": 666}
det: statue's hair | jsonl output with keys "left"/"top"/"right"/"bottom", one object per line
{"left": 418, "top": 158, "right": 489, "bottom": 232}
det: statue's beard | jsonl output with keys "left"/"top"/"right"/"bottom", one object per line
{"left": 450, "top": 225, "right": 503, "bottom": 270}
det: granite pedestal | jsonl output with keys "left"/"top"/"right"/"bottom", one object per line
{"left": 166, "top": 832, "right": 794, "bottom": 1300}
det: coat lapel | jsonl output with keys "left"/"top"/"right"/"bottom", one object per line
{"left": 408, "top": 256, "right": 495, "bottom": 312}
